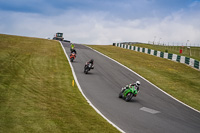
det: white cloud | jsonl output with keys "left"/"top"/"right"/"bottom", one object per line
{"left": 189, "top": 0, "right": 200, "bottom": 8}
{"left": 0, "top": 7, "right": 200, "bottom": 45}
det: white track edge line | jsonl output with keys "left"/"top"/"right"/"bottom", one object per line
{"left": 86, "top": 45, "right": 200, "bottom": 113}
{"left": 60, "top": 42, "right": 125, "bottom": 133}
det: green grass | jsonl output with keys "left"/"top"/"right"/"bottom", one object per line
{"left": 88, "top": 45, "right": 200, "bottom": 111}
{"left": 129, "top": 43, "right": 200, "bottom": 61}
{"left": 0, "top": 34, "right": 119, "bottom": 133}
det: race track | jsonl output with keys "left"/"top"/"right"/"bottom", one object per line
{"left": 61, "top": 42, "right": 200, "bottom": 133}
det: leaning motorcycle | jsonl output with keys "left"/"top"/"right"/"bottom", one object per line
{"left": 84, "top": 63, "right": 93, "bottom": 74}
{"left": 119, "top": 86, "right": 138, "bottom": 102}
{"left": 70, "top": 52, "right": 76, "bottom": 62}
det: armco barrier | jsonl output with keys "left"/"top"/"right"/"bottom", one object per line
{"left": 154, "top": 50, "right": 157, "bottom": 56}
{"left": 160, "top": 52, "right": 164, "bottom": 58}
{"left": 185, "top": 57, "right": 190, "bottom": 65}
{"left": 194, "top": 60, "right": 199, "bottom": 69}
{"left": 148, "top": 49, "right": 151, "bottom": 54}
{"left": 168, "top": 53, "right": 173, "bottom": 60}
{"left": 114, "top": 43, "right": 200, "bottom": 70}
{"left": 142, "top": 48, "right": 145, "bottom": 53}
{"left": 176, "top": 55, "right": 181, "bottom": 62}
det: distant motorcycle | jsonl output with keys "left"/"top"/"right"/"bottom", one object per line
{"left": 70, "top": 52, "right": 76, "bottom": 62}
{"left": 119, "top": 85, "right": 138, "bottom": 102}
{"left": 84, "top": 63, "right": 94, "bottom": 74}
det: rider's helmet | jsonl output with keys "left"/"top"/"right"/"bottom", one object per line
{"left": 90, "top": 59, "right": 94, "bottom": 63}
{"left": 136, "top": 81, "right": 140, "bottom": 86}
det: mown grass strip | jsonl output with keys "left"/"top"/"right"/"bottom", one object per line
{"left": 88, "top": 45, "right": 200, "bottom": 111}
{"left": 0, "top": 34, "right": 119, "bottom": 133}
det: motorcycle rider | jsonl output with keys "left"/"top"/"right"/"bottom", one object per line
{"left": 70, "top": 48, "right": 76, "bottom": 59}
{"left": 85, "top": 59, "right": 94, "bottom": 69}
{"left": 70, "top": 48, "right": 76, "bottom": 54}
{"left": 70, "top": 43, "right": 76, "bottom": 53}
{"left": 70, "top": 43, "right": 75, "bottom": 49}
{"left": 123, "top": 81, "right": 140, "bottom": 92}
{"left": 131, "top": 81, "right": 140, "bottom": 92}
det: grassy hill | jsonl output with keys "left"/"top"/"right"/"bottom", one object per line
{"left": 0, "top": 34, "right": 119, "bottom": 133}
{"left": 88, "top": 45, "right": 200, "bottom": 111}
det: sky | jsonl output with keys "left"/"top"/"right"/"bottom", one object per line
{"left": 0, "top": 0, "right": 200, "bottom": 45}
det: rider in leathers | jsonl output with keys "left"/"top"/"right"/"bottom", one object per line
{"left": 123, "top": 81, "right": 140, "bottom": 92}
{"left": 85, "top": 59, "right": 94, "bottom": 69}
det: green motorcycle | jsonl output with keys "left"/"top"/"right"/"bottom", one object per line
{"left": 119, "top": 85, "right": 138, "bottom": 102}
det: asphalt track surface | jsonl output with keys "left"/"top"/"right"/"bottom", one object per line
{"left": 61, "top": 42, "right": 200, "bottom": 133}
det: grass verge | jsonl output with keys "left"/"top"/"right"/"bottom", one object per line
{"left": 88, "top": 45, "right": 200, "bottom": 111}
{"left": 0, "top": 34, "right": 119, "bottom": 133}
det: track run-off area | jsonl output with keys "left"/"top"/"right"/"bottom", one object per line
{"left": 61, "top": 42, "right": 200, "bottom": 133}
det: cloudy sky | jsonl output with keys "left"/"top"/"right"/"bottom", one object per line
{"left": 0, "top": 0, "right": 200, "bottom": 45}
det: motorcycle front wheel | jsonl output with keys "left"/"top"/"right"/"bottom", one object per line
{"left": 70, "top": 57, "right": 74, "bottom": 62}
{"left": 119, "top": 89, "right": 125, "bottom": 98}
{"left": 125, "top": 93, "right": 133, "bottom": 102}
{"left": 85, "top": 70, "right": 89, "bottom": 74}
{"left": 84, "top": 69, "right": 89, "bottom": 74}
{"left": 119, "top": 92, "right": 123, "bottom": 98}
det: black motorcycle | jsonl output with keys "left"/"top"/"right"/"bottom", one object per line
{"left": 84, "top": 63, "right": 94, "bottom": 74}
